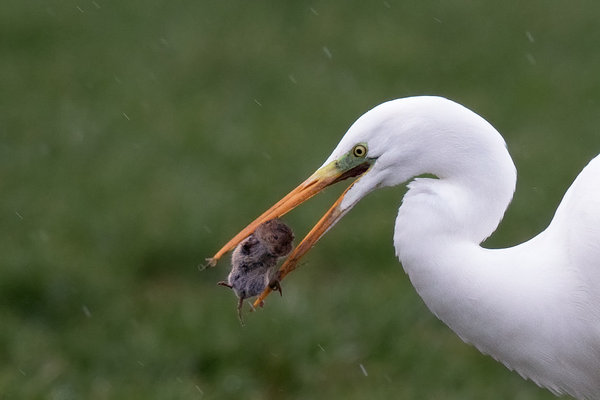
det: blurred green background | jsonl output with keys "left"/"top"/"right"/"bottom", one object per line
{"left": 2, "top": 0, "right": 600, "bottom": 398}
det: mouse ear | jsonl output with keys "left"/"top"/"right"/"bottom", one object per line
{"left": 240, "top": 235, "right": 258, "bottom": 254}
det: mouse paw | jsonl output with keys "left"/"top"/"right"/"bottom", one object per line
{"left": 269, "top": 279, "right": 283, "bottom": 296}
{"left": 217, "top": 281, "right": 233, "bottom": 289}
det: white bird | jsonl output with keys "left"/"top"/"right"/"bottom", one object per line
{"left": 209, "top": 96, "right": 600, "bottom": 399}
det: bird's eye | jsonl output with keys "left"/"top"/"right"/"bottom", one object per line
{"left": 352, "top": 144, "right": 367, "bottom": 158}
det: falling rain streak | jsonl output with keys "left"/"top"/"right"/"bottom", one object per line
{"left": 82, "top": 305, "right": 92, "bottom": 318}
{"left": 359, "top": 364, "right": 368, "bottom": 377}
{"left": 526, "top": 31, "right": 535, "bottom": 43}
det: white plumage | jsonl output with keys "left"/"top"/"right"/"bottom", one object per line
{"left": 212, "top": 96, "right": 600, "bottom": 399}
{"left": 328, "top": 96, "right": 600, "bottom": 399}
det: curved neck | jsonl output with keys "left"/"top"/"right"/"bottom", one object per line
{"left": 392, "top": 141, "right": 520, "bottom": 339}
{"left": 396, "top": 146, "right": 516, "bottom": 246}
{"left": 390, "top": 148, "right": 582, "bottom": 390}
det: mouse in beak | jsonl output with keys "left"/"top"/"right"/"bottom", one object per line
{"left": 218, "top": 218, "right": 294, "bottom": 323}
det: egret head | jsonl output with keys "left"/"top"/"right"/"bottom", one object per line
{"left": 210, "top": 96, "right": 514, "bottom": 304}
{"left": 209, "top": 97, "right": 457, "bottom": 263}
{"left": 315, "top": 96, "right": 516, "bottom": 212}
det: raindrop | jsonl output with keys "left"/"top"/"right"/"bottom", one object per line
{"left": 309, "top": 7, "right": 319, "bottom": 16}
{"left": 254, "top": 99, "right": 263, "bottom": 107}
{"left": 526, "top": 31, "right": 535, "bottom": 43}
{"left": 383, "top": 1, "right": 391, "bottom": 8}
{"left": 15, "top": 211, "right": 23, "bottom": 220}
{"left": 359, "top": 363, "right": 368, "bottom": 376}
{"left": 122, "top": 112, "right": 131, "bottom": 121}
{"left": 76, "top": 5, "right": 84, "bottom": 13}
{"left": 317, "top": 344, "right": 326, "bottom": 352}
{"left": 525, "top": 53, "right": 536, "bottom": 65}
{"left": 288, "top": 74, "right": 297, "bottom": 84}
{"left": 195, "top": 385, "right": 204, "bottom": 395}
{"left": 322, "top": 46, "right": 333, "bottom": 60}
{"left": 92, "top": 1, "right": 100, "bottom": 9}
{"left": 82, "top": 305, "right": 92, "bottom": 318}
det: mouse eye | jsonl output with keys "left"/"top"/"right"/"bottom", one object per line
{"left": 352, "top": 144, "right": 367, "bottom": 158}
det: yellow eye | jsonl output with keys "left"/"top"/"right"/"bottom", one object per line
{"left": 352, "top": 144, "right": 367, "bottom": 158}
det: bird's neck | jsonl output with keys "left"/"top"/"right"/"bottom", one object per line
{"left": 393, "top": 149, "right": 519, "bottom": 339}
{"left": 392, "top": 169, "right": 591, "bottom": 389}
{"left": 397, "top": 158, "right": 516, "bottom": 246}
{"left": 392, "top": 149, "right": 580, "bottom": 374}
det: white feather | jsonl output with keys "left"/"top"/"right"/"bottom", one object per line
{"left": 327, "top": 96, "right": 600, "bottom": 399}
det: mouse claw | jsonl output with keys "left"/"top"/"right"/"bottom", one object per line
{"left": 269, "top": 279, "right": 283, "bottom": 296}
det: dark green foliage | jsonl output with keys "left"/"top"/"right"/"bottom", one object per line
{"left": 2, "top": 0, "right": 600, "bottom": 398}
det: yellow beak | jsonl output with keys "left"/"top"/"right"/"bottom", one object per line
{"left": 208, "top": 158, "right": 371, "bottom": 307}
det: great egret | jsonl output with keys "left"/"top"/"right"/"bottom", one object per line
{"left": 209, "top": 96, "right": 600, "bottom": 399}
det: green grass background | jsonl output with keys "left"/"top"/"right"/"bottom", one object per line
{"left": 2, "top": 1, "right": 600, "bottom": 399}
